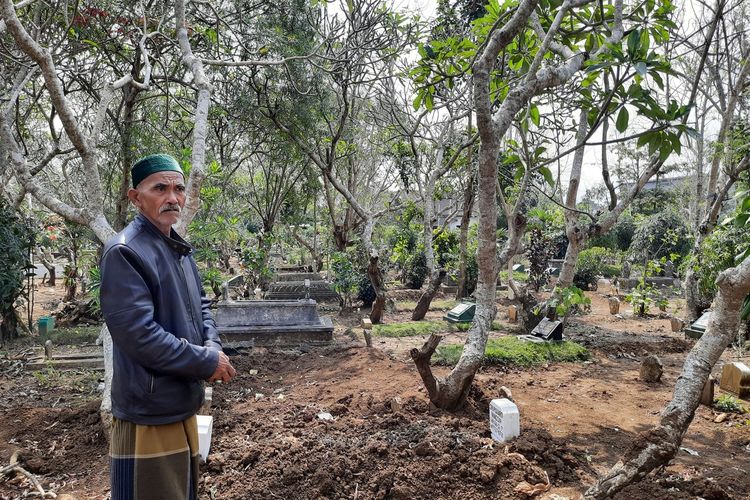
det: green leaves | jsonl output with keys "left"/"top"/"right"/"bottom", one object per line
{"left": 627, "top": 29, "right": 640, "bottom": 60}
{"left": 529, "top": 104, "right": 541, "bottom": 127}
{"left": 410, "top": 37, "right": 476, "bottom": 110}
{"left": 615, "top": 107, "right": 629, "bottom": 133}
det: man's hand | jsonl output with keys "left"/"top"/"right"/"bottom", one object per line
{"left": 208, "top": 351, "right": 236, "bottom": 383}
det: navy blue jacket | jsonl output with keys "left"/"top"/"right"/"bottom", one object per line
{"left": 100, "top": 214, "right": 221, "bottom": 425}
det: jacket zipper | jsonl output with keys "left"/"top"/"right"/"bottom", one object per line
{"left": 149, "top": 375, "right": 155, "bottom": 393}
{"left": 177, "top": 256, "right": 200, "bottom": 340}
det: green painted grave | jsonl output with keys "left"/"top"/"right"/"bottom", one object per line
{"left": 444, "top": 301, "right": 476, "bottom": 323}
{"left": 684, "top": 311, "right": 711, "bottom": 340}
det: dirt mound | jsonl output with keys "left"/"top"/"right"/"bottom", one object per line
{"left": 616, "top": 470, "right": 734, "bottom": 499}
{"left": 566, "top": 323, "right": 692, "bottom": 357}
{"left": 510, "top": 428, "right": 595, "bottom": 484}
{"left": 203, "top": 349, "right": 559, "bottom": 499}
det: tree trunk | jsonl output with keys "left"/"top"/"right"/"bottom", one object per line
{"left": 367, "top": 254, "right": 386, "bottom": 324}
{"left": 412, "top": 269, "right": 447, "bottom": 321}
{"left": 585, "top": 255, "right": 750, "bottom": 499}
{"left": 456, "top": 168, "right": 476, "bottom": 299}
{"left": 333, "top": 224, "right": 348, "bottom": 251}
{"left": 0, "top": 308, "right": 20, "bottom": 343}
{"left": 410, "top": 333, "right": 474, "bottom": 409}
{"left": 557, "top": 236, "right": 582, "bottom": 288}
{"left": 36, "top": 250, "right": 56, "bottom": 286}
{"left": 99, "top": 324, "right": 113, "bottom": 440}
{"left": 113, "top": 83, "right": 140, "bottom": 231}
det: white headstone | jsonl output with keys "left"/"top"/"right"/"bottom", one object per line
{"left": 196, "top": 415, "right": 214, "bottom": 462}
{"left": 490, "top": 398, "right": 520, "bottom": 443}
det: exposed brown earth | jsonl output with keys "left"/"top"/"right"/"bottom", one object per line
{"left": 1, "top": 283, "right": 749, "bottom": 499}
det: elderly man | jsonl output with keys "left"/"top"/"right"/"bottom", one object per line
{"left": 100, "top": 153, "right": 235, "bottom": 500}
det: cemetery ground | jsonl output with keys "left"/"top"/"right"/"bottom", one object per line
{"left": 1, "top": 283, "right": 749, "bottom": 499}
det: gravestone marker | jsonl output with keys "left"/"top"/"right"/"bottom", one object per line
{"left": 719, "top": 362, "right": 750, "bottom": 399}
{"left": 670, "top": 317, "right": 685, "bottom": 332}
{"left": 640, "top": 355, "right": 663, "bottom": 383}
{"left": 215, "top": 299, "right": 333, "bottom": 347}
{"left": 490, "top": 398, "right": 520, "bottom": 443}
{"left": 444, "top": 301, "right": 476, "bottom": 323}
{"left": 608, "top": 297, "right": 620, "bottom": 315}
{"left": 507, "top": 305, "right": 518, "bottom": 322}
{"left": 700, "top": 376, "right": 715, "bottom": 406}
{"left": 530, "top": 317, "right": 563, "bottom": 341}
{"left": 684, "top": 311, "right": 712, "bottom": 340}
{"left": 622, "top": 261, "right": 631, "bottom": 279}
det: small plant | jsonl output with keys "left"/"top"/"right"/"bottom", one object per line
{"left": 714, "top": 394, "right": 745, "bottom": 413}
{"left": 541, "top": 285, "right": 591, "bottom": 319}
{"left": 202, "top": 268, "right": 225, "bottom": 300}
{"left": 656, "top": 296, "right": 669, "bottom": 312}
{"left": 31, "top": 366, "right": 60, "bottom": 388}
{"left": 87, "top": 266, "right": 101, "bottom": 313}
{"left": 626, "top": 280, "right": 656, "bottom": 316}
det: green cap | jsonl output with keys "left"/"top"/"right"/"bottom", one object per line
{"left": 131, "top": 154, "right": 184, "bottom": 188}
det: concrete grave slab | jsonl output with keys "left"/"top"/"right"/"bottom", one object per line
{"left": 719, "top": 362, "right": 750, "bottom": 399}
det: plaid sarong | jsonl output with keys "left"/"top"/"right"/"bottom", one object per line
{"left": 110, "top": 415, "right": 200, "bottom": 500}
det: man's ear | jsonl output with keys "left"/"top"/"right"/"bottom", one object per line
{"left": 127, "top": 188, "right": 141, "bottom": 208}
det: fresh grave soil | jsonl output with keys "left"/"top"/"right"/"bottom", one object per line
{"left": 1, "top": 288, "right": 749, "bottom": 499}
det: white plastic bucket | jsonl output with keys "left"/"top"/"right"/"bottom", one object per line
{"left": 196, "top": 415, "right": 214, "bottom": 462}
{"left": 490, "top": 398, "right": 520, "bottom": 443}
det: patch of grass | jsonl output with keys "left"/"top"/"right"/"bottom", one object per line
{"left": 42, "top": 325, "right": 102, "bottom": 345}
{"left": 373, "top": 319, "right": 506, "bottom": 337}
{"left": 394, "top": 299, "right": 459, "bottom": 312}
{"left": 454, "top": 321, "right": 503, "bottom": 331}
{"left": 372, "top": 321, "right": 447, "bottom": 337}
{"left": 498, "top": 271, "right": 528, "bottom": 282}
{"left": 433, "top": 336, "right": 590, "bottom": 366}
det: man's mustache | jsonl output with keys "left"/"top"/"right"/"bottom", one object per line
{"left": 160, "top": 204, "right": 182, "bottom": 214}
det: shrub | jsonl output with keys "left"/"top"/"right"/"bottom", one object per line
{"left": 404, "top": 251, "right": 428, "bottom": 289}
{"left": 464, "top": 252, "right": 478, "bottom": 295}
{"left": 629, "top": 210, "right": 693, "bottom": 264}
{"left": 357, "top": 274, "right": 376, "bottom": 308}
{"left": 330, "top": 251, "right": 361, "bottom": 309}
{"left": 574, "top": 247, "right": 618, "bottom": 289}
{"left": 692, "top": 219, "right": 750, "bottom": 299}
{"left": 526, "top": 227, "right": 556, "bottom": 291}
{"left": 0, "top": 201, "right": 34, "bottom": 341}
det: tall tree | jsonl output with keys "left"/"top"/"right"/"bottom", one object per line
{"left": 411, "top": 0, "right": 679, "bottom": 409}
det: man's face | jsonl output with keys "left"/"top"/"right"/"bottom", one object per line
{"left": 128, "top": 171, "right": 186, "bottom": 235}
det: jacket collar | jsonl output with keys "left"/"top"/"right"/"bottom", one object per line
{"left": 135, "top": 213, "right": 193, "bottom": 257}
